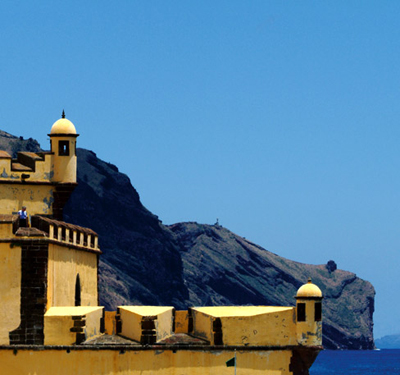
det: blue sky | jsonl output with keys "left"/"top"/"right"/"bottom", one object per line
{"left": 0, "top": 1, "right": 399, "bottom": 339}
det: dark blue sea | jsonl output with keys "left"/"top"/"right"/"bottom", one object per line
{"left": 310, "top": 349, "right": 400, "bottom": 374}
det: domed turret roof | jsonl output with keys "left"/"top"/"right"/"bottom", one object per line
{"left": 50, "top": 111, "right": 77, "bottom": 135}
{"left": 296, "top": 278, "right": 323, "bottom": 298}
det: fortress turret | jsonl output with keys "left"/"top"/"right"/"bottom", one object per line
{"left": 0, "top": 113, "right": 78, "bottom": 219}
{"left": 49, "top": 111, "right": 79, "bottom": 183}
{"left": 296, "top": 278, "right": 323, "bottom": 346}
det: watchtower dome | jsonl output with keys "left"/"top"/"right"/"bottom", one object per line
{"left": 49, "top": 111, "right": 79, "bottom": 183}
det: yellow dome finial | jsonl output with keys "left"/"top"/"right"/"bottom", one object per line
{"left": 50, "top": 113, "right": 77, "bottom": 135}
{"left": 296, "top": 278, "right": 323, "bottom": 298}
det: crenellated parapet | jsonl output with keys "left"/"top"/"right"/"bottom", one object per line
{"left": 0, "top": 214, "right": 100, "bottom": 254}
{"left": 31, "top": 215, "right": 100, "bottom": 252}
{"left": 102, "top": 279, "right": 322, "bottom": 351}
{"left": 0, "top": 151, "right": 53, "bottom": 183}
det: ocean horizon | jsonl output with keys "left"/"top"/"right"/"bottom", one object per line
{"left": 310, "top": 349, "right": 400, "bottom": 374}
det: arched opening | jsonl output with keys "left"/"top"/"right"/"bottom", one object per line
{"left": 59, "top": 140, "right": 70, "bottom": 156}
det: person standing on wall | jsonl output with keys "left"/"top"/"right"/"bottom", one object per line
{"left": 18, "top": 206, "right": 28, "bottom": 227}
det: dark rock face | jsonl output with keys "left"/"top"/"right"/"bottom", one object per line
{"left": 0, "top": 131, "right": 375, "bottom": 349}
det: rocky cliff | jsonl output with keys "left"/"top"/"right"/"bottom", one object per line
{"left": 0, "top": 131, "right": 375, "bottom": 349}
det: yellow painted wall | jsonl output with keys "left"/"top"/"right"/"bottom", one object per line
{"left": 0, "top": 221, "right": 14, "bottom": 238}
{"left": 85, "top": 306, "right": 103, "bottom": 338}
{"left": 156, "top": 307, "right": 174, "bottom": 341}
{"left": 119, "top": 306, "right": 174, "bottom": 342}
{"left": 192, "top": 306, "right": 297, "bottom": 346}
{"left": 0, "top": 184, "right": 54, "bottom": 216}
{"left": 44, "top": 306, "right": 103, "bottom": 345}
{"left": 51, "top": 136, "right": 77, "bottom": 183}
{"left": 47, "top": 244, "right": 98, "bottom": 308}
{"left": 191, "top": 309, "right": 213, "bottom": 343}
{"left": 119, "top": 308, "right": 141, "bottom": 342}
{"left": 174, "top": 310, "right": 189, "bottom": 333}
{"left": 220, "top": 309, "right": 297, "bottom": 346}
{"left": 1, "top": 163, "right": 28, "bottom": 181}
{"left": 44, "top": 315, "right": 76, "bottom": 345}
{"left": 31, "top": 154, "right": 53, "bottom": 182}
{"left": 0, "top": 243, "right": 21, "bottom": 345}
{"left": 296, "top": 300, "right": 322, "bottom": 346}
{"left": 105, "top": 311, "right": 117, "bottom": 335}
{"left": 0, "top": 348, "right": 295, "bottom": 375}
{"left": 0, "top": 159, "right": 14, "bottom": 178}
{"left": 0, "top": 154, "right": 53, "bottom": 182}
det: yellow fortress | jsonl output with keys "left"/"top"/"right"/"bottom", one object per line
{"left": 0, "top": 115, "right": 323, "bottom": 374}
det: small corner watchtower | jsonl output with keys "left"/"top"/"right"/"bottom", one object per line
{"left": 48, "top": 110, "right": 79, "bottom": 184}
{"left": 295, "top": 278, "right": 323, "bottom": 346}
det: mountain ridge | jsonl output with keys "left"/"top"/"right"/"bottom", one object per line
{"left": 375, "top": 334, "right": 400, "bottom": 349}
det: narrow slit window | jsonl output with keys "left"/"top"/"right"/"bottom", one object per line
{"left": 315, "top": 302, "right": 322, "bottom": 321}
{"left": 59, "top": 140, "right": 69, "bottom": 156}
{"left": 75, "top": 274, "right": 81, "bottom": 306}
{"left": 297, "top": 303, "right": 306, "bottom": 322}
